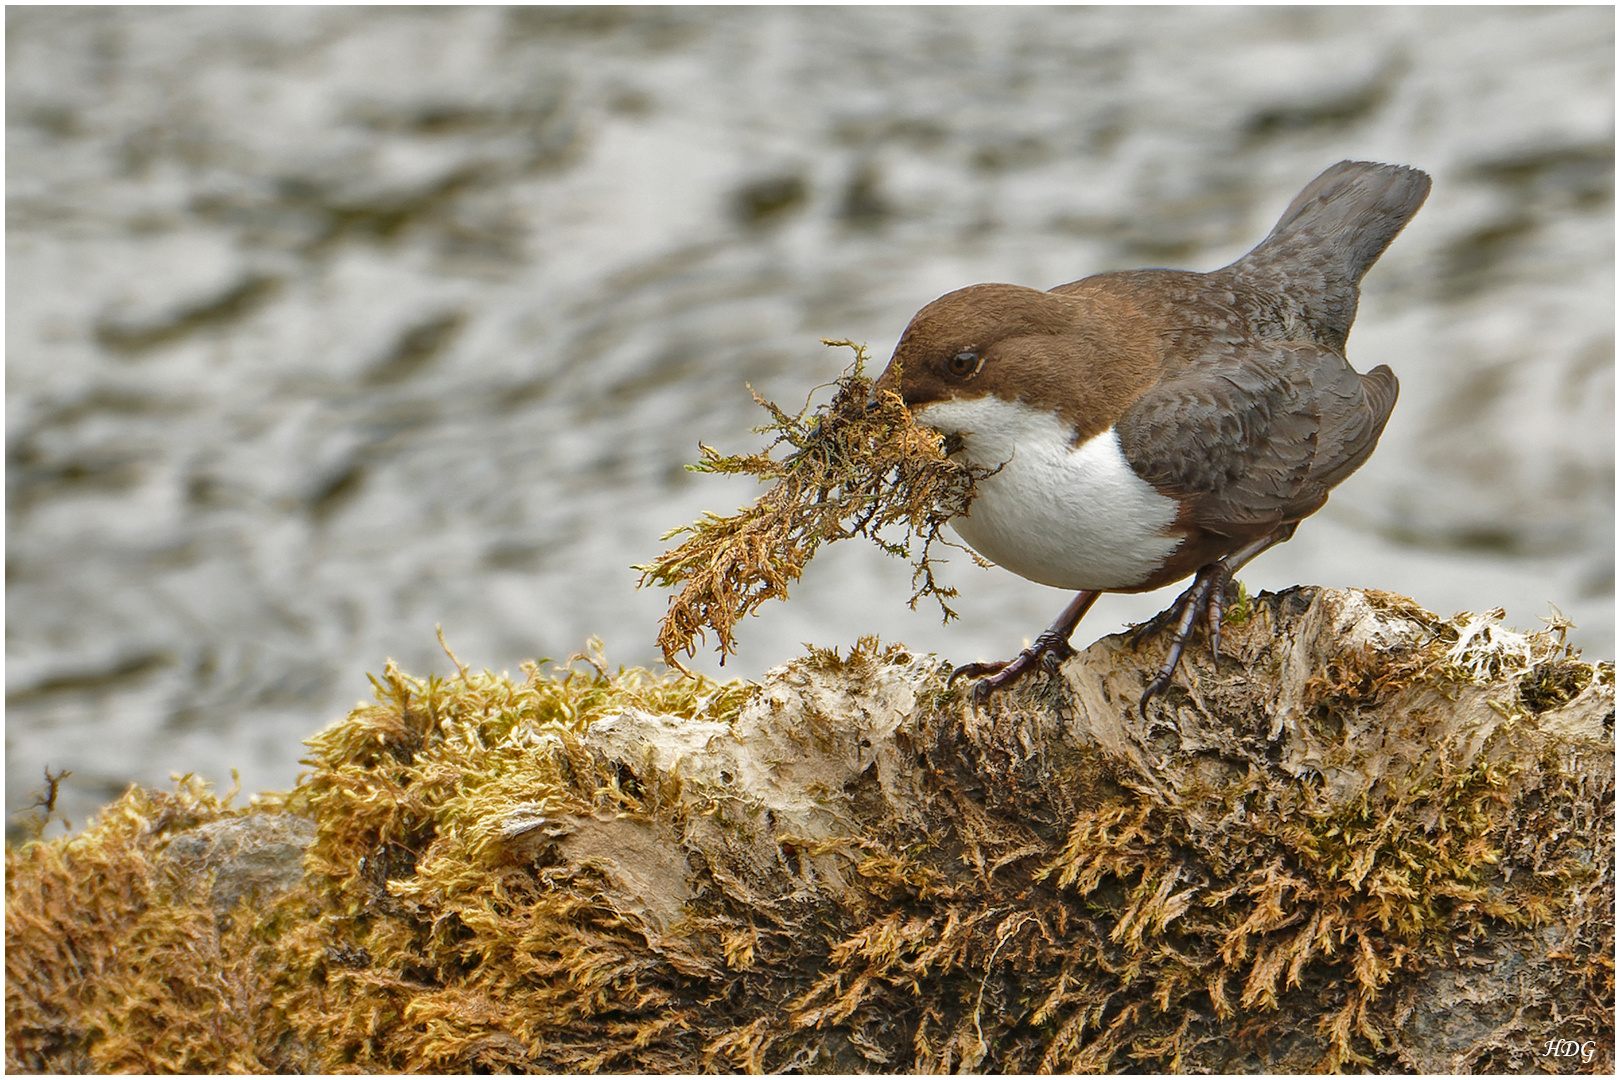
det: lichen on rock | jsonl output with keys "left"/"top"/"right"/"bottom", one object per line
{"left": 5, "top": 590, "right": 1613, "bottom": 1073}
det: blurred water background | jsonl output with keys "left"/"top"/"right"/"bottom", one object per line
{"left": 7, "top": 6, "right": 1613, "bottom": 837}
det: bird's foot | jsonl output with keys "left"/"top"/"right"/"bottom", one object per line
{"left": 1138, "top": 564, "right": 1234, "bottom": 717}
{"left": 1127, "top": 602, "right": 1180, "bottom": 647}
{"left": 949, "top": 631, "right": 1078, "bottom": 707}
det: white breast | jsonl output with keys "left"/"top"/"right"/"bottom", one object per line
{"left": 913, "top": 395, "right": 1184, "bottom": 591}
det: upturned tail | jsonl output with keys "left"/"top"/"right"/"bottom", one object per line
{"left": 1227, "top": 160, "right": 1431, "bottom": 352}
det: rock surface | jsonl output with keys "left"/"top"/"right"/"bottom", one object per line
{"left": 5, "top": 588, "right": 1612, "bottom": 1072}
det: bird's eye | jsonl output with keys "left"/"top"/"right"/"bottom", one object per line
{"left": 949, "top": 350, "right": 980, "bottom": 377}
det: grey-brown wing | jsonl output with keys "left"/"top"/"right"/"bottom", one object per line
{"left": 1116, "top": 343, "right": 1397, "bottom": 535}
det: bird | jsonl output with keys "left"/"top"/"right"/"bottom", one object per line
{"left": 870, "top": 160, "right": 1431, "bottom": 713}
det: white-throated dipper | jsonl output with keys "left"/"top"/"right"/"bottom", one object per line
{"left": 871, "top": 160, "right": 1430, "bottom": 712}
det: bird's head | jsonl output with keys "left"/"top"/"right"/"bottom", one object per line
{"left": 871, "top": 283, "right": 1082, "bottom": 415}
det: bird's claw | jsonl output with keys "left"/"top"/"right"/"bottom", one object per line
{"left": 1138, "top": 670, "right": 1174, "bottom": 715}
{"left": 1127, "top": 604, "right": 1177, "bottom": 647}
{"left": 1207, "top": 579, "right": 1225, "bottom": 660}
{"left": 1039, "top": 639, "right": 1077, "bottom": 673}
{"left": 951, "top": 633, "right": 1077, "bottom": 706}
{"left": 947, "top": 659, "right": 1008, "bottom": 687}
{"left": 1137, "top": 565, "right": 1236, "bottom": 717}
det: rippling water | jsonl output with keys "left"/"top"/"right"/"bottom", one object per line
{"left": 7, "top": 6, "right": 1613, "bottom": 835}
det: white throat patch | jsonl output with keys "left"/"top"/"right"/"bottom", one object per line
{"left": 913, "top": 395, "right": 1184, "bottom": 591}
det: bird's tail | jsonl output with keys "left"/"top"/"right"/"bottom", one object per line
{"left": 1228, "top": 160, "right": 1431, "bottom": 351}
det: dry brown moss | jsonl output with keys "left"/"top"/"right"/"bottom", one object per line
{"left": 4, "top": 777, "right": 308, "bottom": 1072}
{"left": 636, "top": 339, "right": 988, "bottom": 669}
{"left": 5, "top": 598, "right": 1614, "bottom": 1073}
{"left": 283, "top": 644, "right": 752, "bottom": 1071}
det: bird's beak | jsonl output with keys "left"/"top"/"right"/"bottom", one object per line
{"left": 867, "top": 361, "right": 903, "bottom": 414}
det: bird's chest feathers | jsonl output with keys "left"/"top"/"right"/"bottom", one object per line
{"left": 913, "top": 395, "right": 1184, "bottom": 591}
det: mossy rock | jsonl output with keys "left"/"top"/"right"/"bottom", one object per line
{"left": 5, "top": 587, "right": 1612, "bottom": 1073}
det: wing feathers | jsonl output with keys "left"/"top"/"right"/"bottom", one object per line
{"left": 1116, "top": 343, "right": 1396, "bottom": 530}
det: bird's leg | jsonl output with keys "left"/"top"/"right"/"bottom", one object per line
{"left": 950, "top": 590, "right": 1100, "bottom": 705}
{"left": 1138, "top": 524, "right": 1298, "bottom": 715}
{"left": 1138, "top": 568, "right": 1221, "bottom": 713}
{"left": 1207, "top": 575, "right": 1225, "bottom": 659}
